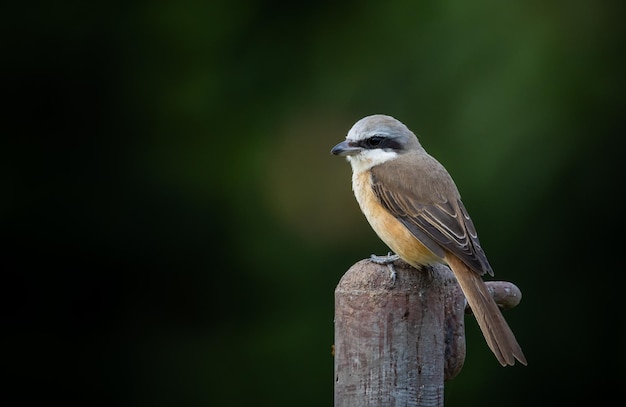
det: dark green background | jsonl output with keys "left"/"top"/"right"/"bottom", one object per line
{"left": 4, "top": 0, "right": 624, "bottom": 405}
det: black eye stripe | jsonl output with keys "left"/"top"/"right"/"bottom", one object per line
{"left": 368, "top": 136, "right": 383, "bottom": 146}
{"left": 359, "top": 136, "right": 402, "bottom": 150}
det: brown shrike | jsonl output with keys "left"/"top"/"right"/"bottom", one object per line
{"left": 331, "top": 114, "right": 526, "bottom": 366}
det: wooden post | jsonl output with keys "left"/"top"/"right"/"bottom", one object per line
{"left": 334, "top": 257, "right": 521, "bottom": 407}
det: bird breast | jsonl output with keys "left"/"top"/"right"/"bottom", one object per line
{"left": 352, "top": 170, "right": 442, "bottom": 268}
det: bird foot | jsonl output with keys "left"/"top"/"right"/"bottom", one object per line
{"left": 370, "top": 252, "right": 400, "bottom": 265}
{"left": 369, "top": 252, "right": 400, "bottom": 264}
{"left": 370, "top": 253, "right": 400, "bottom": 284}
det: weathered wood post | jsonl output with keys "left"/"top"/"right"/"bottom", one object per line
{"left": 334, "top": 257, "right": 522, "bottom": 407}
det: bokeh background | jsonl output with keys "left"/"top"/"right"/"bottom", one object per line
{"left": 4, "top": 0, "right": 625, "bottom": 405}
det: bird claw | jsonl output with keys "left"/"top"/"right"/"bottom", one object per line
{"left": 369, "top": 252, "right": 400, "bottom": 264}
{"left": 370, "top": 253, "right": 400, "bottom": 284}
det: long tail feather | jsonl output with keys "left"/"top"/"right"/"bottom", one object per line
{"left": 445, "top": 254, "right": 527, "bottom": 366}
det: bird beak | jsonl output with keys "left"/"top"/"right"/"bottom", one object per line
{"left": 331, "top": 140, "right": 362, "bottom": 156}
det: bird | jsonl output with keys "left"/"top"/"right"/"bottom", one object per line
{"left": 330, "top": 114, "right": 526, "bottom": 366}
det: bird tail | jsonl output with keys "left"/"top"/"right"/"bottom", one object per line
{"left": 445, "top": 254, "right": 527, "bottom": 366}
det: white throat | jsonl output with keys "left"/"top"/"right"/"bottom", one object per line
{"left": 347, "top": 149, "right": 398, "bottom": 174}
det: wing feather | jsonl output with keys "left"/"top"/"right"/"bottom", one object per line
{"left": 370, "top": 155, "right": 493, "bottom": 276}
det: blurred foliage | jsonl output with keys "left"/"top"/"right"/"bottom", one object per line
{"left": 3, "top": 0, "right": 625, "bottom": 405}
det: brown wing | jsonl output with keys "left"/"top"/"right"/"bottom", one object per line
{"left": 370, "top": 154, "right": 494, "bottom": 276}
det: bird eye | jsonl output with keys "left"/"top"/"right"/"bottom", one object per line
{"left": 367, "top": 136, "right": 383, "bottom": 147}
